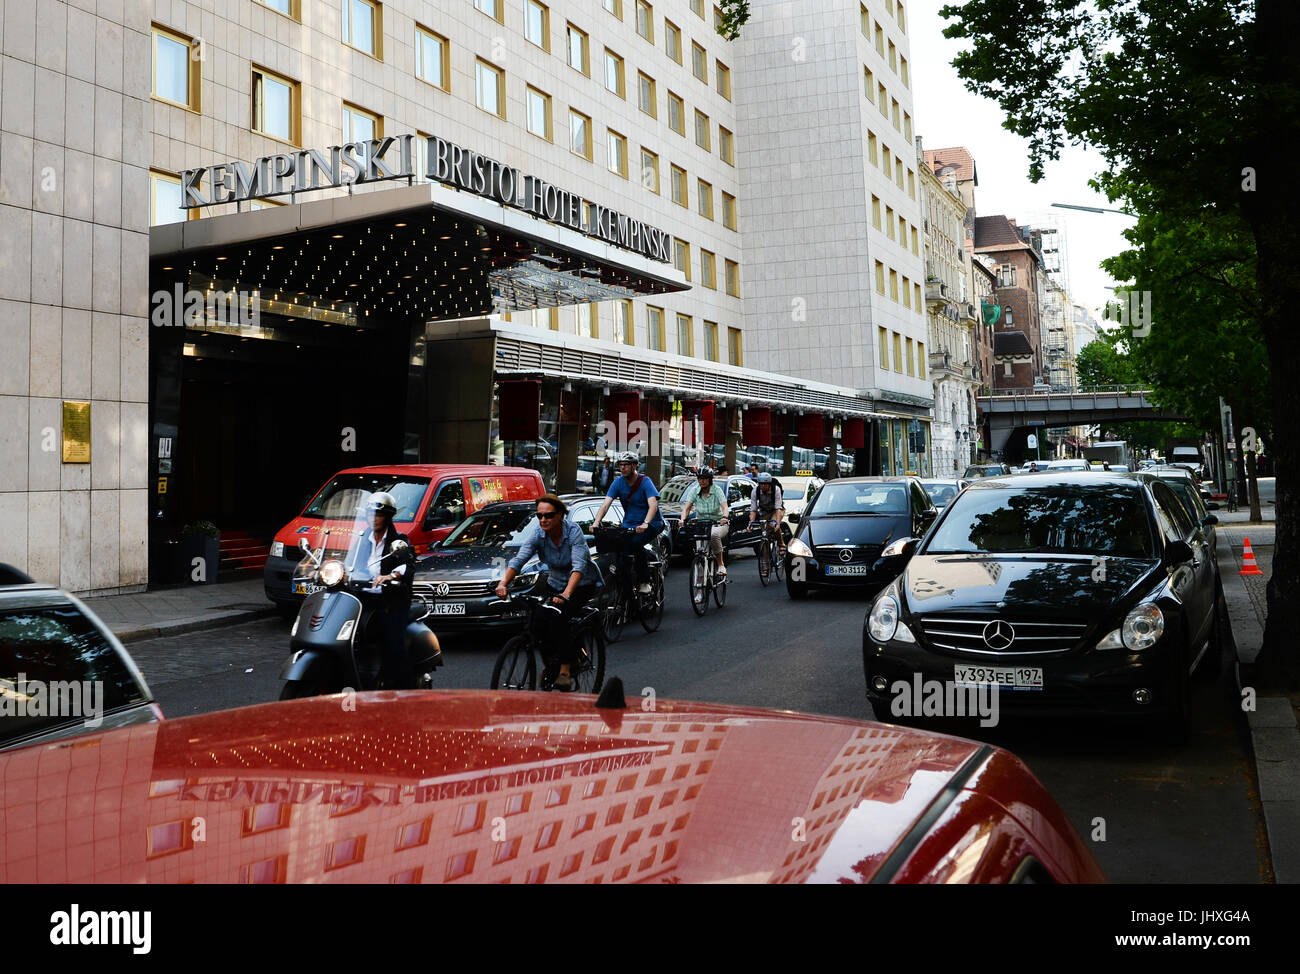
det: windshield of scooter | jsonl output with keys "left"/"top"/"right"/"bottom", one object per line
{"left": 292, "top": 500, "right": 388, "bottom": 583}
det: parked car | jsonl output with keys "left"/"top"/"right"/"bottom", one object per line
{"left": 0, "top": 565, "right": 162, "bottom": 752}
{"left": 0, "top": 689, "right": 1106, "bottom": 883}
{"left": 263, "top": 464, "right": 546, "bottom": 612}
{"left": 784, "top": 477, "right": 938, "bottom": 599}
{"left": 918, "top": 479, "right": 967, "bottom": 512}
{"left": 963, "top": 463, "right": 1011, "bottom": 479}
{"left": 863, "top": 472, "right": 1224, "bottom": 739}
{"left": 410, "top": 494, "right": 621, "bottom": 633}
{"left": 1139, "top": 468, "right": 1219, "bottom": 557}
{"left": 775, "top": 474, "right": 824, "bottom": 540}
{"left": 658, "top": 474, "right": 763, "bottom": 559}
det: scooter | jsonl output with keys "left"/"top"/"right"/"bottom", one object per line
{"left": 279, "top": 533, "right": 443, "bottom": 699}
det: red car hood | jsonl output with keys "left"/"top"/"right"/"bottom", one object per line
{"left": 0, "top": 691, "right": 1100, "bottom": 883}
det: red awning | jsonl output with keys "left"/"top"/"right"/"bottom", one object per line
{"left": 746, "top": 407, "right": 771, "bottom": 447}
{"left": 841, "top": 418, "right": 866, "bottom": 449}
{"left": 605, "top": 390, "right": 642, "bottom": 450}
{"left": 797, "top": 413, "right": 824, "bottom": 449}
{"left": 682, "top": 400, "right": 714, "bottom": 448}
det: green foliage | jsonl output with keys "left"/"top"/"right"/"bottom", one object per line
{"left": 714, "top": 0, "right": 750, "bottom": 41}
{"left": 181, "top": 520, "right": 220, "bottom": 537}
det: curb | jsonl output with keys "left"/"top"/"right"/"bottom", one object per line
{"left": 111, "top": 605, "right": 279, "bottom": 644}
{"left": 1218, "top": 541, "right": 1298, "bottom": 884}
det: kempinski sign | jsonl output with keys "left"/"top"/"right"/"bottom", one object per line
{"left": 179, "top": 134, "right": 672, "bottom": 263}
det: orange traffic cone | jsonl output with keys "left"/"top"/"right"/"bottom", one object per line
{"left": 1240, "top": 537, "right": 1264, "bottom": 576}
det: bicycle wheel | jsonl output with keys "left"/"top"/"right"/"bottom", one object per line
{"left": 640, "top": 565, "right": 665, "bottom": 632}
{"left": 490, "top": 635, "right": 537, "bottom": 690}
{"left": 689, "top": 552, "right": 709, "bottom": 616}
{"left": 573, "top": 627, "right": 607, "bottom": 693}
{"left": 602, "top": 582, "right": 627, "bottom": 645}
{"left": 712, "top": 564, "right": 728, "bottom": 608}
{"left": 772, "top": 538, "right": 786, "bottom": 581}
{"left": 757, "top": 539, "right": 772, "bottom": 586}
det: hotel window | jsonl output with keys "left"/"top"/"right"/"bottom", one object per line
{"left": 716, "top": 61, "right": 731, "bottom": 100}
{"left": 416, "top": 26, "right": 449, "bottom": 89}
{"left": 641, "top": 148, "right": 660, "bottom": 193}
{"left": 445, "top": 851, "right": 475, "bottom": 881}
{"left": 525, "top": 1, "right": 549, "bottom": 50}
{"left": 863, "top": 66, "right": 873, "bottom": 100}
{"left": 714, "top": 4, "right": 725, "bottom": 29}
{"left": 677, "top": 314, "right": 694, "bottom": 356}
{"left": 918, "top": 341, "right": 926, "bottom": 378}
{"left": 885, "top": 205, "right": 894, "bottom": 239}
{"left": 604, "top": 0, "right": 622, "bottom": 18}
{"left": 890, "top": 269, "right": 899, "bottom": 301}
{"left": 257, "top": 0, "right": 294, "bottom": 15}
{"left": 149, "top": 170, "right": 193, "bottom": 225}
{"left": 691, "top": 0, "right": 704, "bottom": 17}
{"left": 904, "top": 112, "right": 913, "bottom": 142}
{"left": 604, "top": 49, "right": 625, "bottom": 97}
{"left": 700, "top": 249, "right": 717, "bottom": 288}
{"left": 896, "top": 158, "right": 905, "bottom": 190}
{"left": 900, "top": 55, "right": 910, "bottom": 87}
{"left": 578, "top": 304, "right": 598, "bottom": 338}
{"left": 898, "top": 214, "right": 907, "bottom": 241}
{"left": 892, "top": 98, "right": 901, "bottom": 131}
{"left": 674, "top": 238, "right": 691, "bottom": 281}
{"left": 718, "top": 126, "right": 734, "bottom": 165}
{"left": 704, "top": 321, "right": 719, "bottom": 361}
{"left": 902, "top": 275, "right": 911, "bottom": 309}
{"left": 910, "top": 226, "right": 918, "bottom": 255}
{"left": 325, "top": 836, "right": 366, "bottom": 871}
{"left": 342, "top": 0, "right": 381, "bottom": 57}
{"left": 692, "top": 42, "right": 708, "bottom": 82}
{"left": 725, "top": 259, "right": 740, "bottom": 297}
{"left": 607, "top": 129, "right": 628, "bottom": 177}
{"left": 897, "top": 1, "right": 906, "bottom": 32}
{"left": 907, "top": 168, "right": 916, "bottom": 198}
{"left": 526, "top": 86, "right": 552, "bottom": 140}
{"left": 882, "top": 145, "right": 891, "bottom": 175}
{"left": 638, "top": 72, "right": 657, "bottom": 116}
{"left": 614, "top": 300, "right": 633, "bottom": 344}
{"left": 648, "top": 307, "right": 666, "bottom": 350}
{"left": 252, "top": 67, "right": 298, "bottom": 142}
{"left": 152, "top": 25, "right": 199, "bottom": 110}
{"left": 475, "top": 0, "right": 503, "bottom": 21}
{"left": 878, "top": 82, "right": 888, "bottom": 115}
{"left": 147, "top": 820, "right": 194, "bottom": 858}
{"left": 694, "top": 110, "right": 710, "bottom": 150}
{"left": 874, "top": 20, "right": 885, "bottom": 57}
{"left": 697, "top": 179, "right": 713, "bottom": 219}
{"left": 914, "top": 281, "right": 921, "bottom": 307}
{"left": 670, "top": 165, "right": 687, "bottom": 206}
{"left": 999, "top": 265, "right": 1016, "bottom": 287}
{"left": 474, "top": 60, "right": 504, "bottom": 117}
{"left": 567, "top": 24, "right": 590, "bottom": 75}
{"left": 637, "top": 1, "right": 654, "bottom": 42}
{"left": 668, "top": 92, "right": 685, "bottom": 135}
{"left": 905, "top": 338, "right": 915, "bottom": 375}
{"left": 860, "top": 3, "right": 869, "bottom": 36}
{"left": 570, "top": 109, "right": 592, "bottom": 159}
{"left": 242, "top": 803, "right": 291, "bottom": 836}
{"left": 874, "top": 260, "right": 885, "bottom": 294}
{"left": 872, "top": 196, "right": 881, "bottom": 230}
{"left": 878, "top": 327, "right": 890, "bottom": 369}
{"left": 722, "top": 191, "right": 737, "bottom": 230}
{"left": 1005, "top": 307, "right": 1014, "bottom": 325}
{"left": 868, "top": 131, "right": 878, "bottom": 166}
{"left": 666, "top": 20, "right": 683, "bottom": 62}
{"left": 893, "top": 333, "right": 903, "bottom": 372}
{"left": 888, "top": 40, "right": 897, "bottom": 72}
{"left": 240, "top": 855, "right": 287, "bottom": 884}
{"left": 728, "top": 326, "right": 743, "bottom": 366}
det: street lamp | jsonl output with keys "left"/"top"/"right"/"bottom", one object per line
{"left": 1050, "top": 202, "right": 1137, "bottom": 217}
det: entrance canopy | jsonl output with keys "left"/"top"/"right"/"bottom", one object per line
{"left": 149, "top": 181, "right": 688, "bottom": 322}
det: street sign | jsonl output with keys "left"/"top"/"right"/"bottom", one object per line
{"left": 1027, "top": 434, "right": 1038, "bottom": 449}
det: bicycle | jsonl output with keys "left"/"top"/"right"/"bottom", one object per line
{"left": 683, "top": 519, "right": 727, "bottom": 616}
{"left": 754, "top": 517, "right": 786, "bottom": 586}
{"left": 591, "top": 525, "right": 665, "bottom": 643}
{"left": 488, "top": 592, "right": 605, "bottom": 693}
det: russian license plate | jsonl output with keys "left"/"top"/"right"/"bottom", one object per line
{"left": 433, "top": 603, "right": 466, "bottom": 615}
{"left": 293, "top": 581, "right": 322, "bottom": 596}
{"left": 954, "top": 664, "right": 1043, "bottom": 690}
{"left": 825, "top": 564, "right": 868, "bottom": 576}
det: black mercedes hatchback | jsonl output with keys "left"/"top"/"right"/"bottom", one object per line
{"left": 862, "top": 472, "right": 1223, "bottom": 738}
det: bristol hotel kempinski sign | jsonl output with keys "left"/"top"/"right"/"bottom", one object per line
{"left": 179, "top": 133, "right": 672, "bottom": 264}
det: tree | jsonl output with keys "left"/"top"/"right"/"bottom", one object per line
{"left": 715, "top": 0, "right": 751, "bottom": 41}
{"left": 1074, "top": 334, "right": 1199, "bottom": 453}
{"left": 940, "top": 0, "right": 1300, "bottom": 687}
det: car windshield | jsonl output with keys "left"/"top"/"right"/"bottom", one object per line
{"left": 301, "top": 474, "right": 430, "bottom": 523}
{"left": 658, "top": 478, "right": 695, "bottom": 503}
{"left": 814, "top": 483, "right": 909, "bottom": 515}
{"left": 0, "top": 605, "right": 148, "bottom": 747}
{"left": 778, "top": 480, "right": 808, "bottom": 501}
{"left": 440, "top": 508, "right": 535, "bottom": 549}
{"left": 925, "top": 485, "right": 1155, "bottom": 557}
{"left": 923, "top": 483, "right": 958, "bottom": 506}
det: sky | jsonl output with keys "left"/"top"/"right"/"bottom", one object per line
{"left": 908, "top": 1, "right": 1130, "bottom": 318}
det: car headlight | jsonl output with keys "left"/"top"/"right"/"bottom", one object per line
{"left": 881, "top": 537, "right": 914, "bottom": 558}
{"left": 868, "top": 595, "right": 900, "bottom": 642}
{"left": 787, "top": 538, "right": 813, "bottom": 558}
{"left": 318, "top": 559, "right": 345, "bottom": 587}
{"left": 512, "top": 571, "right": 541, "bottom": 590}
{"left": 270, "top": 541, "right": 284, "bottom": 558}
{"left": 1121, "top": 603, "right": 1164, "bottom": 650}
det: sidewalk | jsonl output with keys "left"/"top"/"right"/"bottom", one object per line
{"left": 82, "top": 577, "right": 277, "bottom": 644}
{"left": 1213, "top": 505, "right": 1300, "bottom": 883}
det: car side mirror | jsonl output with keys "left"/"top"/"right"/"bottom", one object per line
{"left": 1201, "top": 514, "right": 1219, "bottom": 526}
{"left": 425, "top": 507, "right": 456, "bottom": 529}
{"left": 788, "top": 512, "right": 800, "bottom": 523}
{"left": 1206, "top": 502, "right": 1221, "bottom": 511}
{"left": 1165, "top": 539, "right": 1195, "bottom": 565}
{"left": 920, "top": 508, "right": 938, "bottom": 521}
{"left": 298, "top": 538, "right": 309, "bottom": 551}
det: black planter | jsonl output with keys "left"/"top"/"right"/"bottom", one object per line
{"left": 169, "top": 535, "right": 220, "bottom": 584}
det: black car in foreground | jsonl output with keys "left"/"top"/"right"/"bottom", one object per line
{"left": 411, "top": 495, "right": 620, "bottom": 633}
{"left": 784, "top": 477, "right": 937, "bottom": 598}
{"left": 862, "top": 472, "right": 1223, "bottom": 738}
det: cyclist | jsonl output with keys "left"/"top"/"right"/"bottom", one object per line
{"left": 749, "top": 472, "right": 786, "bottom": 558}
{"left": 593, "top": 451, "right": 664, "bottom": 595}
{"left": 679, "top": 466, "right": 730, "bottom": 577}
{"left": 495, "top": 494, "right": 594, "bottom": 691}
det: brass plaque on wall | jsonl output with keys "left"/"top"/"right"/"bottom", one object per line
{"left": 62, "top": 401, "right": 91, "bottom": 463}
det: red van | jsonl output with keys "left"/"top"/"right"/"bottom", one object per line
{"left": 263, "top": 464, "right": 545, "bottom": 611}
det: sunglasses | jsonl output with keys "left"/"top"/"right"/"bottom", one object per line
{"left": 536, "top": 511, "right": 559, "bottom": 519}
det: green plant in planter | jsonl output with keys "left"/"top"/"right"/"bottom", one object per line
{"left": 182, "top": 520, "right": 220, "bottom": 537}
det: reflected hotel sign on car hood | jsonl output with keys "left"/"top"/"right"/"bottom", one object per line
{"left": 178, "top": 134, "right": 672, "bottom": 263}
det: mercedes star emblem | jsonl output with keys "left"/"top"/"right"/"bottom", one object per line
{"left": 839, "top": 548, "right": 854, "bottom": 563}
{"left": 436, "top": 582, "right": 450, "bottom": 597}
{"left": 982, "top": 620, "right": 1015, "bottom": 650}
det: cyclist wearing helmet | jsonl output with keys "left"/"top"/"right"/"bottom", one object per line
{"left": 347, "top": 491, "right": 416, "bottom": 687}
{"left": 749, "top": 472, "right": 786, "bottom": 557}
{"left": 679, "top": 467, "right": 730, "bottom": 576}
{"left": 594, "top": 451, "right": 665, "bottom": 594}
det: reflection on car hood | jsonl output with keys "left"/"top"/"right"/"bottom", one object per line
{"left": 414, "top": 546, "right": 529, "bottom": 580}
{"left": 902, "top": 554, "right": 1157, "bottom": 615}
{"left": 804, "top": 515, "right": 908, "bottom": 547}
{"left": 0, "top": 691, "right": 997, "bottom": 883}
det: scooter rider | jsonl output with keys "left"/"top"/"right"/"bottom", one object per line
{"left": 495, "top": 494, "right": 595, "bottom": 691}
{"left": 594, "top": 452, "right": 665, "bottom": 594}
{"left": 347, "top": 492, "right": 416, "bottom": 688}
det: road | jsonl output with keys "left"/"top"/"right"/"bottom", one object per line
{"left": 128, "top": 550, "right": 1270, "bottom": 883}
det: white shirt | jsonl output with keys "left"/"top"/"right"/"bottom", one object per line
{"left": 360, "top": 528, "right": 408, "bottom": 594}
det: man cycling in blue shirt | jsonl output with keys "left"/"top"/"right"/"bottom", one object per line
{"left": 593, "top": 452, "right": 665, "bottom": 594}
